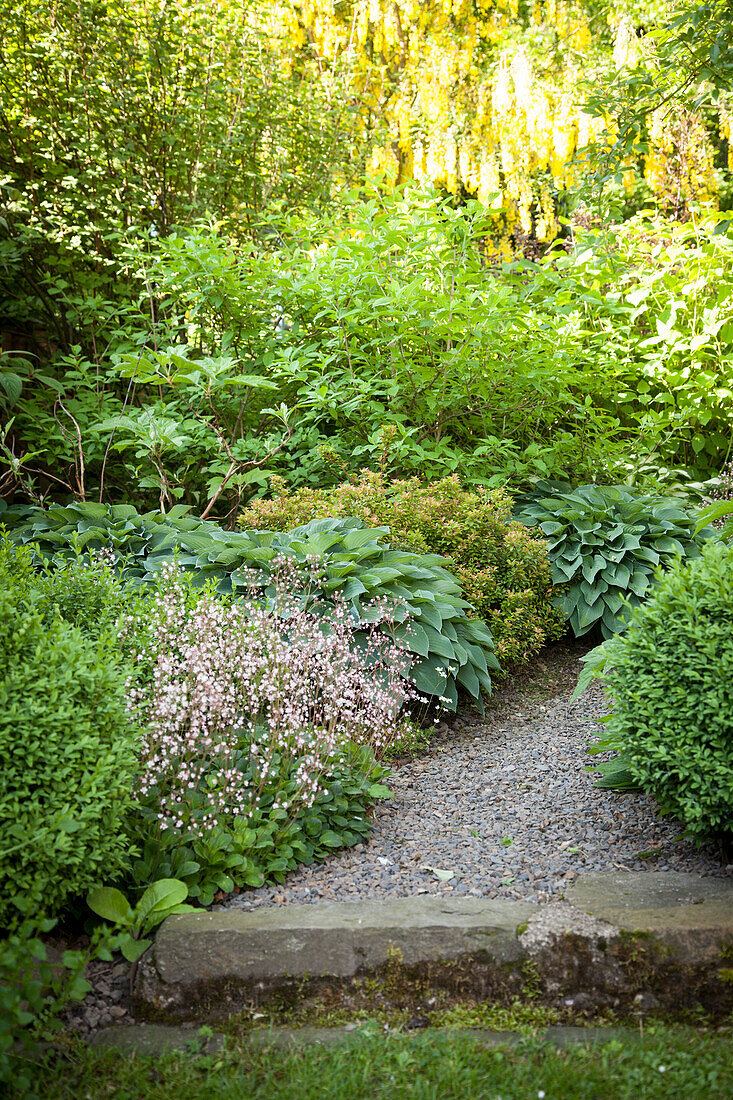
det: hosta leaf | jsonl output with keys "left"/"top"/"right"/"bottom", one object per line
{"left": 612, "top": 563, "right": 630, "bottom": 588}
{"left": 628, "top": 571, "right": 650, "bottom": 598}
{"left": 456, "top": 660, "right": 480, "bottom": 699}
{"left": 420, "top": 623, "right": 455, "bottom": 660}
{"left": 410, "top": 659, "right": 447, "bottom": 696}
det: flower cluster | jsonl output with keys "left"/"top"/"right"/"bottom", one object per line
{"left": 124, "top": 560, "right": 416, "bottom": 838}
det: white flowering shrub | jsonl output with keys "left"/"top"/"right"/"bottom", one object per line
{"left": 121, "top": 562, "right": 418, "bottom": 900}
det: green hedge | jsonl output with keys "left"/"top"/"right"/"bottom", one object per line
{"left": 0, "top": 544, "right": 138, "bottom": 924}
{"left": 578, "top": 539, "right": 733, "bottom": 842}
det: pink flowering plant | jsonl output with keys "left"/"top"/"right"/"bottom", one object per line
{"left": 121, "top": 559, "right": 418, "bottom": 903}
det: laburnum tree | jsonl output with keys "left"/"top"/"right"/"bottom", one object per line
{"left": 278, "top": 0, "right": 733, "bottom": 238}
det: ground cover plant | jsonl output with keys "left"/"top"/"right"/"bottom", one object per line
{"left": 119, "top": 561, "right": 406, "bottom": 902}
{"left": 576, "top": 540, "right": 733, "bottom": 843}
{"left": 513, "top": 481, "right": 715, "bottom": 639}
{"left": 241, "top": 471, "right": 565, "bottom": 669}
{"left": 14, "top": 1025, "right": 733, "bottom": 1100}
{"left": 2, "top": 500, "right": 499, "bottom": 709}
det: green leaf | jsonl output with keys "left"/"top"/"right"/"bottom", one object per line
{"left": 87, "top": 887, "right": 132, "bottom": 926}
{"left": 120, "top": 937, "right": 152, "bottom": 963}
{"left": 368, "top": 783, "right": 392, "bottom": 799}
{"left": 136, "top": 879, "right": 189, "bottom": 929}
{"left": 319, "top": 830, "right": 344, "bottom": 848}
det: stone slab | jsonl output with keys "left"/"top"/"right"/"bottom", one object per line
{"left": 148, "top": 896, "right": 536, "bottom": 987}
{"left": 89, "top": 1022, "right": 637, "bottom": 1056}
{"left": 566, "top": 872, "right": 733, "bottom": 930}
{"left": 90, "top": 1024, "right": 225, "bottom": 1055}
{"left": 135, "top": 874, "right": 733, "bottom": 1020}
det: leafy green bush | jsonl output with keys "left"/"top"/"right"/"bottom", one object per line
{"left": 4, "top": 191, "right": 627, "bottom": 517}
{"left": 3, "top": 501, "right": 498, "bottom": 708}
{"left": 0, "top": 543, "right": 139, "bottom": 925}
{"left": 0, "top": 0, "right": 362, "bottom": 355}
{"left": 504, "top": 214, "right": 733, "bottom": 479}
{"left": 577, "top": 540, "right": 733, "bottom": 843}
{"left": 241, "top": 472, "right": 564, "bottom": 668}
{"left": 514, "top": 481, "right": 715, "bottom": 638}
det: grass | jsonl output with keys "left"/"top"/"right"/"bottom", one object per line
{"left": 16, "top": 1024, "right": 733, "bottom": 1100}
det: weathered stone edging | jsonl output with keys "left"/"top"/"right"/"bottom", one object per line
{"left": 134, "top": 873, "right": 733, "bottom": 1022}
{"left": 89, "top": 1022, "right": 640, "bottom": 1055}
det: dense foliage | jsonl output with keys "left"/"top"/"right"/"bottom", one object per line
{"left": 514, "top": 481, "right": 714, "bottom": 638}
{"left": 5, "top": 0, "right": 732, "bottom": 1080}
{"left": 0, "top": 0, "right": 363, "bottom": 351}
{"left": 0, "top": 544, "right": 138, "bottom": 926}
{"left": 241, "top": 471, "right": 564, "bottom": 668}
{"left": 120, "top": 563, "right": 404, "bottom": 903}
{"left": 578, "top": 541, "right": 733, "bottom": 842}
{"left": 3, "top": 500, "right": 499, "bottom": 708}
{"left": 507, "top": 214, "right": 733, "bottom": 477}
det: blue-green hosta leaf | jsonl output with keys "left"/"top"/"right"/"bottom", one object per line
{"left": 456, "top": 660, "right": 480, "bottom": 699}
{"left": 575, "top": 599, "right": 603, "bottom": 635}
{"left": 342, "top": 577, "right": 368, "bottom": 600}
{"left": 420, "top": 623, "right": 455, "bottom": 660}
{"left": 414, "top": 600, "right": 443, "bottom": 631}
{"left": 551, "top": 559, "right": 579, "bottom": 583}
{"left": 393, "top": 622, "right": 430, "bottom": 658}
{"left": 410, "top": 659, "right": 448, "bottom": 697}
{"left": 600, "top": 603, "right": 628, "bottom": 638}
{"left": 581, "top": 554, "right": 607, "bottom": 584}
{"left": 633, "top": 546, "right": 661, "bottom": 565}
{"left": 627, "top": 570, "right": 651, "bottom": 598}
{"left": 611, "top": 562, "right": 630, "bottom": 588}
{"left": 654, "top": 536, "right": 685, "bottom": 554}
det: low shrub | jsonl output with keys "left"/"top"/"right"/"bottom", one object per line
{"left": 0, "top": 542, "right": 139, "bottom": 925}
{"left": 3, "top": 500, "right": 498, "bottom": 708}
{"left": 514, "top": 481, "right": 715, "bottom": 638}
{"left": 240, "top": 472, "right": 564, "bottom": 668}
{"left": 577, "top": 540, "right": 733, "bottom": 843}
{"left": 120, "top": 564, "right": 402, "bottom": 903}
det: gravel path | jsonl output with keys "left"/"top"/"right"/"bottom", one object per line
{"left": 222, "top": 644, "right": 728, "bottom": 912}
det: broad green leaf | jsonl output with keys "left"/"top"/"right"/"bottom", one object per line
{"left": 87, "top": 887, "right": 132, "bottom": 926}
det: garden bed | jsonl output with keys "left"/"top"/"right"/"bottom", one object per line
{"left": 61, "top": 643, "right": 729, "bottom": 1038}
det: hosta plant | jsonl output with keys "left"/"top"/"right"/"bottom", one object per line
{"left": 513, "top": 482, "right": 715, "bottom": 639}
{"left": 240, "top": 471, "right": 564, "bottom": 670}
{"left": 3, "top": 501, "right": 498, "bottom": 708}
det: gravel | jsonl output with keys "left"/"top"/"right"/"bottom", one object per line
{"left": 221, "top": 644, "right": 728, "bottom": 912}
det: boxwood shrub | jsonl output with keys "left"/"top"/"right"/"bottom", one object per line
{"left": 0, "top": 543, "right": 139, "bottom": 924}
{"left": 578, "top": 539, "right": 733, "bottom": 843}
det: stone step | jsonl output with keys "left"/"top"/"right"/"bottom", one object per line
{"left": 134, "top": 872, "right": 733, "bottom": 1023}
{"left": 90, "top": 1022, "right": 640, "bottom": 1056}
